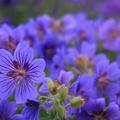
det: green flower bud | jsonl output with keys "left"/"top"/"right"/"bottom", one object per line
{"left": 88, "top": 68, "right": 93, "bottom": 76}
{"left": 48, "top": 80, "right": 54, "bottom": 93}
{"left": 59, "top": 86, "right": 68, "bottom": 103}
{"left": 70, "top": 97, "right": 85, "bottom": 108}
{"left": 48, "top": 80, "right": 61, "bottom": 95}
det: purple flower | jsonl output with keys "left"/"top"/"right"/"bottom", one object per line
{"left": 78, "top": 98, "right": 120, "bottom": 120}
{"left": 75, "top": 20, "right": 96, "bottom": 44}
{"left": 50, "top": 48, "right": 65, "bottom": 79}
{"left": 22, "top": 100, "right": 40, "bottom": 120}
{"left": 66, "top": 41, "right": 96, "bottom": 65}
{"left": 0, "top": 100, "right": 24, "bottom": 120}
{"left": 58, "top": 70, "right": 74, "bottom": 86}
{"left": 49, "top": 14, "right": 77, "bottom": 39}
{"left": 0, "top": 24, "right": 19, "bottom": 52}
{"left": 39, "top": 77, "right": 50, "bottom": 95}
{"left": 114, "top": 87, "right": 120, "bottom": 108}
{"left": 15, "top": 21, "right": 40, "bottom": 55}
{"left": 93, "top": 59, "right": 120, "bottom": 100}
{"left": 39, "top": 34, "right": 63, "bottom": 64}
{"left": 71, "top": 74, "right": 95, "bottom": 100}
{"left": 66, "top": 42, "right": 97, "bottom": 75}
{"left": 98, "top": 19, "right": 120, "bottom": 51}
{"left": 37, "top": 15, "right": 52, "bottom": 31}
{"left": 0, "top": 42, "right": 46, "bottom": 103}
{"left": 80, "top": 41, "right": 96, "bottom": 56}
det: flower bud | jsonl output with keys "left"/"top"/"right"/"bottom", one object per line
{"left": 48, "top": 80, "right": 54, "bottom": 92}
{"left": 59, "top": 86, "right": 68, "bottom": 103}
{"left": 70, "top": 97, "right": 85, "bottom": 108}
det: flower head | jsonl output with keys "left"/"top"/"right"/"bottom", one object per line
{"left": 0, "top": 42, "right": 46, "bottom": 103}
{"left": 79, "top": 98, "right": 120, "bottom": 120}
{"left": 0, "top": 100, "right": 24, "bottom": 120}
{"left": 93, "top": 59, "right": 120, "bottom": 100}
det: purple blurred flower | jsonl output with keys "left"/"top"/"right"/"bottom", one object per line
{"left": 15, "top": 20, "right": 41, "bottom": 55}
{"left": 79, "top": 98, "right": 120, "bottom": 120}
{"left": 66, "top": 42, "right": 97, "bottom": 75}
{"left": 74, "top": 20, "right": 96, "bottom": 44}
{"left": 58, "top": 70, "right": 74, "bottom": 86}
{"left": 50, "top": 48, "right": 65, "bottom": 79}
{"left": 22, "top": 100, "right": 40, "bottom": 120}
{"left": 0, "top": 42, "right": 45, "bottom": 103}
{"left": 0, "top": 24, "right": 19, "bottom": 52}
{"left": 93, "top": 59, "right": 120, "bottom": 100}
{"left": 37, "top": 15, "right": 52, "bottom": 31}
{"left": 71, "top": 74, "right": 95, "bottom": 100}
{"left": 66, "top": 41, "right": 96, "bottom": 65}
{"left": 39, "top": 34, "right": 63, "bottom": 64}
{"left": 0, "top": 100, "right": 24, "bottom": 120}
{"left": 98, "top": 19, "right": 120, "bottom": 51}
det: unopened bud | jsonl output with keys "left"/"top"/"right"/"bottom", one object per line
{"left": 59, "top": 86, "right": 68, "bottom": 103}
{"left": 70, "top": 97, "right": 85, "bottom": 108}
{"left": 48, "top": 80, "right": 54, "bottom": 92}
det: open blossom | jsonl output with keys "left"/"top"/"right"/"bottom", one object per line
{"left": 0, "top": 42, "right": 45, "bottom": 103}
{"left": 0, "top": 24, "right": 19, "bottom": 52}
{"left": 78, "top": 98, "right": 120, "bottom": 120}
{"left": 93, "top": 59, "right": 120, "bottom": 100}
{"left": 98, "top": 19, "right": 120, "bottom": 51}
{"left": 39, "top": 33, "right": 63, "bottom": 64}
{"left": 0, "top": 100, "right": 24, "bottom": 120}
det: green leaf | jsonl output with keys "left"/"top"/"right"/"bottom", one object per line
{"left": 48, "top": 80, "right": 54, "bottom": 92}
{"left": 40, "top": 106, "right": 50, "bottom": 120}
{"left": 105, "top": 51, "right": 116, "bottom": 62}
{"left": 16, "top": 105, "right": 23, "bottom": 114}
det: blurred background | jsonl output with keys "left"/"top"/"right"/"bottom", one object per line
{"left": 0, "top": 0, "right": 120, "bottom": 25}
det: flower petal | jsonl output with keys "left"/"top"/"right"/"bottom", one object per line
{"left": 15, "top": 80, "right": 38, "bottom": 103}
{"left": 0, "top": 49, "right": 14, "bottom": 73}
{"left": 0, "top": 75, "right": 16, "bottom": 99}
{"left": 106, "top": 102, "right": 120, "bottom": 120}
{"left": 28, "top": 58, "right": 46, "bottom": 83}
{"left": 108, "top": 62, "right": 120, "bottom": 81}
{"left": 58, "top": 70, "right": 74, "bottom": 85}
{"left": 14, "top": 42, "right": 34, "bottom": 67}
{"left": 0, "top": 100, "right": 17, "bottom": 117}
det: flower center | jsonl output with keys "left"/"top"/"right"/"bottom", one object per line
{"left": 17, "top": 69, "right": 26, "bottom": 77}
{"left": 93, "top": 110, "right": 108, "bottom": 120}
{"left": 79, "top": 31, "right": 87, "bottom": 41}
{"left": 6, "top": 60, "right": 27, "bottom": 81}
{"left": 75, "top": 55, "right": 93, "bottom": 75}
{"left": 51, "top": 20, "right": 63, "bottom": 32}
{"left": 97, "top": 74, "right": 109, "bottom": 88}
{"left": 109, "top": 28, "right": 120, "bottom": 40}
{"left": 43, "top": 44, "right": 56, "bottom": 60}
{"left": 7, "top": 69, "right": 26, "bottom": 81}
{"left": 94, "top": 115, "right": 107, "bottom": 120}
